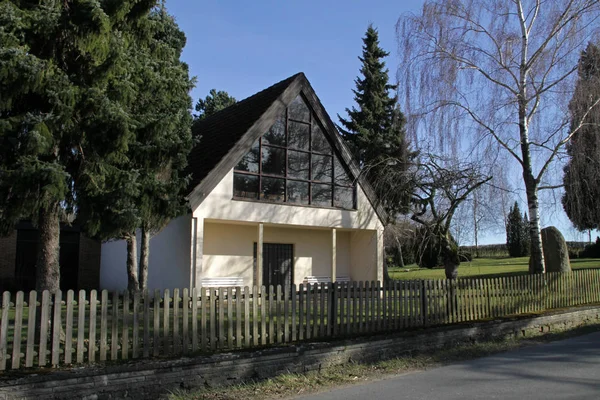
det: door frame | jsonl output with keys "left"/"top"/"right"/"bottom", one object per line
{"left": 253, "top": 242, "right": 294, "bottom": 289}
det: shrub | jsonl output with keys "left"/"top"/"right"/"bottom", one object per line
{"left": 579, "top": 237, "right": 600, "bottom": 258}
{"left": 459, "top": 251, "right": 473, "bottom": 262}
{"left": 568, "top": 250, "right": 579, "bottom": 260}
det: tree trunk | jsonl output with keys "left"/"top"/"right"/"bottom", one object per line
{"left": 441, "top": 233, "right": 460, "bottom": 280}
{"left": 473, "top": 194, "right": 479, "bottom": 258}
{"left": 126, "top": 233, "right": 139, "bottom": 292}
{"left": 517, "top": 16, "right": 545, "bottom": 275}
{"left": 139, "top": 227, "right": 150, "bottom": 291}
{"left": 35, "top": 204, "right": 61, "bottom": 293}
{"left": 394, "top": 236, "right": 405, "bottom": 268}
{"left": 525, "top": 182, "right": 545, "bottom": 274}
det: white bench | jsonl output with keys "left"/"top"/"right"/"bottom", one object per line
{"left": 304, "top": 276, "right": 351, "bottom": 286}
{"left": 200, "top": 277, "right": 244, "bottom": 288}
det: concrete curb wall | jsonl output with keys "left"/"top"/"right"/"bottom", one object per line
{"left": 1, "top": 306, "right": 599, "bottom": 400}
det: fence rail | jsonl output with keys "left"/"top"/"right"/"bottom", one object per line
{"left": 0, "top": 269, "right": 599, "bottom": 371}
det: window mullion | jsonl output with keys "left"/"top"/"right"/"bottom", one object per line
{"left": 308, "top": 107, "right": 312, "bottom": 205}
{"left": 258, "top": 138, "right": 262, "bottom": 200}
{"left": 285, "top": 108, "right": 288, "bottom": 202}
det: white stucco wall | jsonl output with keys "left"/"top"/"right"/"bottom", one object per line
{"left": 100, "top": 215, "right": 192, "bottom": 291}
{"left": 202, "top": 222, "right": 352, "bottom": 287}
{"left": 190, "top": 168, "right": 384, "bottom": 287}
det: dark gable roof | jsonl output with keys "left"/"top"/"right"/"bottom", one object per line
{"left": 186, "top": 73, "right": 387, "bottom": 224}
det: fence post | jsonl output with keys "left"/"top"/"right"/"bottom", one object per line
{"left": 421, "top": 280, "right": 428, "bottom": 327}
{"left": 329, "top": 282, "right": 337, "bottom": 337}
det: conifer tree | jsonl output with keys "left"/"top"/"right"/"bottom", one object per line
{"left": 0, "top": 0, "right": 155, "bottom": 292}
{"left": 562, "top": 43, "right": 600, "bottom": 232}
{"left": 194, "top": 89, "right": 237, "bottom": 121}
{"left": 506, "top": 202, "right": 528, "bottom": 257}
{"left": 521, "top": 212, "right": 531, "bottom": 257}
{"left": 77, "top": 6, "right": 194, "bottom": 291}
{"left": 338, "top": 25, "right": 413, "bottom": 219}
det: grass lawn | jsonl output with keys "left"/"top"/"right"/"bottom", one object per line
{"left": 389, "top": 257, "right": 600, "bottom": 280}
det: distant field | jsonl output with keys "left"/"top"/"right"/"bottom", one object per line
{"left": 389, "top": 257, "right": 600, "bottom": 280}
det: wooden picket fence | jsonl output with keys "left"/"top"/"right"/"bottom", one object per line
{"left": 1, "top": 269, "right": 600, "bottom": 371}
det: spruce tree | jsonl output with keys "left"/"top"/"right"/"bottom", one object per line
{"left": 562, "top": 43, "right": 600, "bottom": 232}
{"left": 77, "top": 6, "right": 194, "bottom": 291}
{"left": 506, "top": 202, "right": 527, "bottom": 257}
{"left": 195, "top": 89, "right": 237, "bottom": 121}
{"left": 521, "top": 212, "right": 531, "bottom": 257}
{"left": 0, "top": 0, "right": 155, "bottom": 292}
{"left": 338, "top": 25, "right": 414, "bottom": 219}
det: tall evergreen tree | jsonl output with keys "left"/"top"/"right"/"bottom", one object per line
{"left": 338, "top": 25, "right": 414, "bottom": 219}
{"left": 562, "top": 43, "right": 600, "bottom": 232}
{"left": 521, "top": 212, "right": 531, "bottom": 257}
{"left": 0, "top": 0, "right": 155, "bottom": 292}
{"left": 77, "top": 6, "right": 194, "bottom": 291}
{"left": 194, "top": 89, "right": 237, "bottom": 121}
{"left": 506, "top": 202, "right": 528, "bottom": 257}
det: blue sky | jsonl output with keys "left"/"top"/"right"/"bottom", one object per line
{"left": 165, "top": 0, "right": 423, "bottom": 120}
{"left": 163, "top": 0, "right": 590, "bottom": 245}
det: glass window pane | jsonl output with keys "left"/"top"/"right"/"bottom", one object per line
{"left": 312, "top": 183, "right": 332, "bottom": 207}
{"left": 235, "top": 140, "right": 259, "bottom": 173}
{"left": 288, "top": 95, "right": 310, "bottom": 122}
{"left": 288, "top": 150, "right": 309, "bottom": 180}
{"left": 261, "top": 177, "right": 285, "bottom": 203}
{"left": 287, "top": 180, "right": 309, "bottom": 205}
{"left": 334, "top": 157, "right": 353, "bottom": 186}
{"left": 261, "top": 146, "right": 285, "bottom": 176}
{"left": 288, "top": 121, "right": 309, "bottom": 150}
{"left": 262, "top": 115, "right": 286, "bottom": 146}
{"left": 334, "top": 186, "right": 355, "bottom": 209}
{"left": 312, "top": 123, "right": 331, "bottom": 154}
{"left": 233, "top": 173, "right": 259, "bottom": 199}
{"left": 312, "top": 154, "right": 332, "bottom": 182}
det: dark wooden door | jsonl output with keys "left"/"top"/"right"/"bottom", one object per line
{"left": 254, "top": 243, "right": 293, "bottom": 289}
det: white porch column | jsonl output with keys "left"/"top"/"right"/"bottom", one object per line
{"left": 257, "top": 223, "right": 264, "bottom": 287}
{"left": 376, "top": 228, "right": 384, "bottom": 284}
{"left": 191, "top": 216, "right": 204, "bottom": 290}
{"left": 331, "top": 228, "right": 337, "bottom": 282}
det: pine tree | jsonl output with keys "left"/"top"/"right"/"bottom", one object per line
{"left": 0, "top": 1, "right": 155, "bottom": 292}
{"left": 562, "top": 43, "right": 600, "bottom": 232}
{"left": 521, "top": 212, "right": 531, "bottom": 257}
{"left": 77, "top": 6, "right": 194, "bottom": 291}
{"left": 195, "top": 89, "right": 237, "bottom": 121}
{"left": 506, "top": 202, "right": 528, "bottom": 257}
{"left": 338, "top": 25, "right": 414, "bottom": 219}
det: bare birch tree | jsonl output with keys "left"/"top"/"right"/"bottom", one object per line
{"left": 398, "top": 0, "right": 600, "bottom": 273}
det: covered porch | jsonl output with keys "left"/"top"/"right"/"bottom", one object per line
{"left": 192, "top": 220, "right": 381, "bottom": 289}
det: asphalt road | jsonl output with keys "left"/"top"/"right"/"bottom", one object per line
{"left": 296, "top": 331, "right": 600, "bottom": 400}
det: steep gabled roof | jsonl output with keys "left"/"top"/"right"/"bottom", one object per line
{"left": 187, "top": 73, "right": 387, "bottom": 224}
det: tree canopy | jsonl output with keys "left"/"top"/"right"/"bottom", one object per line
{"left": 76, "top": 6, "right": 195, "bottom": 291}
{"left": 194, "top": 89, "right": 237, "bottom": 121}
{"left": 0, "top": 0, "right": 157, "bottom": 291}
{"left": 398, "top": 0, "right": 600, "bottom": 274}
{"left": 338, "top": 24, "right": 414, "bottom": 220}
{"left": 562, "top": 43, "right": 600, "bottom": 232}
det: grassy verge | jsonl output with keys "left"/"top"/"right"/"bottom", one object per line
{"left": 389, "top": 257, "right": 600, "bottom": 280}
{"left": 168, "top": 322, "right": 600, "bottom": 400}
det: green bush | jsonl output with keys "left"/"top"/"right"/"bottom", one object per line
{"left": 459, "top": 251, "right": 473, "bottom": 262}
{"left": 580, "top": 237, "right": 600, "bottom": 258}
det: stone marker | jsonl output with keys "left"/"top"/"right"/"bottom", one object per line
{"left": 541, "top": 226, "right": 571, "bottom": 273}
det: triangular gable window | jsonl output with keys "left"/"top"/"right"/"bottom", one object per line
{"left": 234, "top": 94, "right": 356, "bottom": 209}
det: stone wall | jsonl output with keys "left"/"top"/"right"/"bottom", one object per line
{"left": 0, "top": 306, "right": 598, "bottom": 400}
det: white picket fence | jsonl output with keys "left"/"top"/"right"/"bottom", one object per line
{"left": 1, "top": 270, "right": 599, "bottom": 371}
